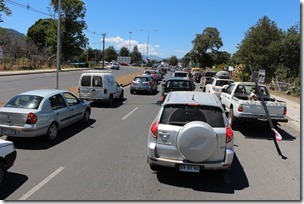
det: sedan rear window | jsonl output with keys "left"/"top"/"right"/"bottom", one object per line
{"left": 4, "top": 95, "right": 43, "bottom": 109}
{"left": 160, "top": 104, "right": 225, "bottom": 127}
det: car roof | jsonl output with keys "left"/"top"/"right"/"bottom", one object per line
{"left": 135, "top": 75, "right": 153, "bottom": 78}
{"left": 18, "top": 89, "right": 68, "bottom": 97}
{"left": 164, "top": 91, "right": 222, "bottom": 108}
{"left": 165, "top": 77, "right": 191, "bottom": 82}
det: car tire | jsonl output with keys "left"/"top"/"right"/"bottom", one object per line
{"left": 83, "top": 108, "right": 90, "bottom": 123}
{"left": 107, "top": 94, "right": 113, "bottom": 106}
{"left": 177, "top": 121, "right": 217, "bottom": 162}
{"left": 45, "top": 122, "right": 58, "bottom": 141}
{"left": 130, "top": 90, "right": 134, "bottom": 94}
{"left": 228, "top": 108, "right": 239, "bottom": 130}
{"left": 0, "top": 162, "right": 6, "bottom": 184}
{"left": 119, "top": 91, "right": 124, "bottom": 100}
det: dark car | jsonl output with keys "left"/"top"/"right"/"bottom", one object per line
{"left": 130, "top": 75, "right": 157, "bottom": 94}
{"left": 161, "top": 77, "right": 195, "bottom": 101}
{"left": 192, "top": 71, "right": 202, "bottom": 83}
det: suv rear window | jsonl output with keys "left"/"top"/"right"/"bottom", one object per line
{"left": 174, "top": 72, "right": 188, "bottom": 78}
{"left": 134, "top": 77, "right": 148, "bottom": 82}
{"left": 215, "top": 80, "right": 233, "bottom": 86}
{"left": 160, "top": 104, "right": 225, "bottom": 127}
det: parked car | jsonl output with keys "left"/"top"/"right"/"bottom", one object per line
{"left": 130, "top": 75, "right": 157, "bottom": 94}
{"left": 110, "top": 63, "right": 120, "bottom": 70}
{"left": 199, "top": 71, "right": 217, "bottom": 91}
{"left": 78, "top": 71, "right": 124, "bottom": 106}
{"left": 0, "top": 139, "right": 16, "bottom": 185}
{"left": 119, "top": 62, "right": 128, "bottom": 66}
{"left": 0, "top": 89, "right": 91, "bottom": 141}
{"left": 204, "top": 77, "right": 234, "bottom": 98}
{"left": 161, "top": 77, "right": 195, "bottom": 102}
{"left": 147, "top": 91, "right": 234, "bottom": 172}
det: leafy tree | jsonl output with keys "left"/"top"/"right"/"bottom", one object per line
{"left": 0, "top": 0, "right": 12, "bottom": 16}
{"left": 130, "top": 45, "right": 142, "bottom": 63}
{"left": 210, "top": 51, "right": 231, "bottom": 66}
{"left": 119, "top": 47, "right": 129, "bottom": 56}
{"left": 232, "top": 16, "right": 283, "bottom": 80}
{"left": 167, "top": 55, "right": 178, "bottom": 66}
{"left": 191, "top": 27, "right": 223, "bottom": 67}
{"left": 50, "top": 0, "right": 87, "bottom": 62}
{"left": 104, "top": 46, "right": 117, "bottom": 62}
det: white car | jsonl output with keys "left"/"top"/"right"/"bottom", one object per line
{"left": 0, "top": 89, "right": 91, "bottom": 141}
{"left": 147, "top": 91, "right": 234, "bottom": 173}
{"left": 204, "top": 77, "right": 234, "bottom": 98}
{"left": 0, "top": 139, "right": 16, "bottom": 184}
{"left": 78, "top": 71, "right": 124, "bottom": 105}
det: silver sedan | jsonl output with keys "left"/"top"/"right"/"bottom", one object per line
{"left": 0, "top": 89, "right": 91, "bottom": 141}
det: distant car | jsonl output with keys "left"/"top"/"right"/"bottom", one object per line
{"left": 0, "top": 89, "right": 91, "bottom": 141}
{"left": 119, "top": 62, "right": 128, "bottom": 66}
{"left": 161, "top": 77, "right": 195, "bottom": 102}
{"left": 147, "top": 91, "right": 234, "bottom": 172}
{"left": 130, "top": 75, "right": 157, "bottom": 94}
{"left": 199, "top": 71, "right": 217, "bottom": 91}
{"left": 192, "top": 71, "right": 202, "bottom": 83}
{"left": 172, "top": 70, "right": 191, "bottom": 80}
{"left": 143, "top": 69, "right": 158, "bottom": 82}
{"left": 204, "top": 77, "right": 234, "bottom": 98}
{"left": 0, "top": 139, "right": 16, "bottom": 184}
{"left": 110, "top": 63, "right": 120, "bottom": 70}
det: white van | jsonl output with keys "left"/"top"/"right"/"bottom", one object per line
{"left": 78, "top": 71, "right": 124, "bottom": 106}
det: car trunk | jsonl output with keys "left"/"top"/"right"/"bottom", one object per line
{"left": 0, "top": 108, "right": 30, "bottom": 126}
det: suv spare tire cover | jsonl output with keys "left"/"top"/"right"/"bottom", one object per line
{"left": 177, "top": 121, "right": 217, "bottom": 162}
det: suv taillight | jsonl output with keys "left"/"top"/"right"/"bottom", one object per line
{"left": 226, "top": 126, "right": 233, "bottom": 143}
{"left": 237, "top": 104, "right": 243, "bottom": 112}
{"left": 150, "top": 121, "right": 159, "bottom": 138}
{"left": 26, "top": 112, "right": 37, "bottom": 124}
{"left": 283, "top": 107, "right": 287, "bottom": 115}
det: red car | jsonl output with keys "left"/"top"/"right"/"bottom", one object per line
{"left": 119, "top": 62, "right": 129, "bottom": 66}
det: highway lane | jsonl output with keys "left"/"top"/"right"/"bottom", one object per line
{"left": 0, "top": 67, "right": 142, "bottom": 102}
{"left": 0, "top": 77, "right": 301, "bottom": 200}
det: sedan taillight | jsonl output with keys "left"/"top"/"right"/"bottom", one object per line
{"left": 150, "top": 121, "right": 159, "bottom": 139}
{"left": 283, "top": 107, "right": 287, "bottom": 115}
{"left": 26, "top": 112, "right": 37, "bottom": 124}
{"left": 226, "top": 126, "right": 233, "bottom": 143}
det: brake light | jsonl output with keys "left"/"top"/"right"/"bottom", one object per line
{"left": 150, "top": 121, "right": 159, "bottom": 138}
{"left": 283, "top": 107, "right": 287, "bottom": 115}
{"left": 237, "top": 105, "right": 243, "bottom": 112}
{"left": 78, "top": 87, "right": 80, "bottom": 93}
{"left": 146, "top": 81, "right": 151, "bottom": 86}
{"left": 226, "top": 126, "right": 233, "bottom": 143}
{"left": 104, "top": 89, "right": 107, "bottom": 94}
{"left": 26, "top": 112, "right": 37, "bottom": 124}
{"left": 161, "top": 95, "right": 165, "bottom": 102}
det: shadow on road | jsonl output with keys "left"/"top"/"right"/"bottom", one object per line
{"left": 6, "top": 119, "right": 96, "bottom": 150}
{"left": 155, "top": 154, "right": 249, "bottom": 194}
{"left": 238, "top": 121, "right": 296, "bottom": 141}
{"left": 90, "top": 98, "right": 127, "bottom": 109}
{"left": 0, "top": 172, "right": 28, "bottom": 200}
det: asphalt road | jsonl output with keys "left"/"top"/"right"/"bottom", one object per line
{"left": 0, "top": 71, "right": 300, "bottom": 201}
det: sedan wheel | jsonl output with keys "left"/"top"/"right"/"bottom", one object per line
{"left": 46, "top": 123, "right": 58, "bottom": 141}
{"left": 0, "top": 162, "right": 6, "bottom": 184}
{"left": 83, "top": 109, "right": 90, "bottom": 123}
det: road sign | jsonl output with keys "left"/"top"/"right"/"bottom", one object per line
{"left": 258, "top": 69, "right": 265, "bottom": 83}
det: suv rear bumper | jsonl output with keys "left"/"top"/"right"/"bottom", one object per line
{"left": 5, "top": 150, "right": 17, "bottom": 170}
{"left": 147, "top": 149, "right": 234, "bottom": 170}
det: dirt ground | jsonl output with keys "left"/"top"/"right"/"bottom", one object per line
{"left": 269, "top": 90, "right": 300, "bottom": 104}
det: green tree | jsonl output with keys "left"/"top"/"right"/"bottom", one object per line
{"left": 232, "top": 16, "right": 283, "bottom": 80}
{"left": 51, "top": 0, "right": 87, "bottom": 62}
{"left": 210, "top": 51, "right": 231, "bottom": 66}
{"left": 167, "top": 55, "right": 178, "bottom": 66}
{"left": 104, "top": 46, "right": 117, "bottom": 62}
{"left": 191, "top": 27, "right": 223, "bottom": 67}
{"left": 130, "top": 45, "right": 142, "bottom": 63}
{"left": 0, "top": 0, "right": 12, "bottom": 16}
{"left": 119, "top": 47, "right": 129, "bottom": 56}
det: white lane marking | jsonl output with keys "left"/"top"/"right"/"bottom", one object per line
{"left": 122, "top": 107, "right": 138, "bottom": 120}
{"left": 19, "top": 166, "right": 65, "bottom": 200}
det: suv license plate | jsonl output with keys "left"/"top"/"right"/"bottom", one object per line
{"left": 179, "top": 165, "right": 200, "bottom": 173}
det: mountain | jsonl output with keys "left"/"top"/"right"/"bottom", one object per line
{"left": 143, "top": 55, "right": 163, "bottom": 61}
{"left": 0, "top": 27, "right": 26, "bottom": 38}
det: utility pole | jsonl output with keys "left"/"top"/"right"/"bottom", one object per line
{"left": 129, "top": 31, "right": 132, "bottom": 57}
{"left": 102, "top": 33, "right": 106, "bottom": 68}
{"left": 56, "top": 0, "right": 61, "bottom": 89}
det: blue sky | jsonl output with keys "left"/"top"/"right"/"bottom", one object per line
{"left": 0, "top": 0, "right": 300, "bottom": 59}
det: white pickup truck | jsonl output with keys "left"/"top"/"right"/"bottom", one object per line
{"left": 220, "top": 82, "right": 288, "bottom": 129}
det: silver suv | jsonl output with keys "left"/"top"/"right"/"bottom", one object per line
{"left": 147, "top": 91, "right": 234, "bottom": 173}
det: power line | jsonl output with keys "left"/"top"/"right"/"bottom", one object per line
{"left": 4, "top": 0, "right": 52, "bottom": 17}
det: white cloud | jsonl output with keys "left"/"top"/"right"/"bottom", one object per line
{"left": 100, "top": 36, "right": 159, "bottom": 56}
